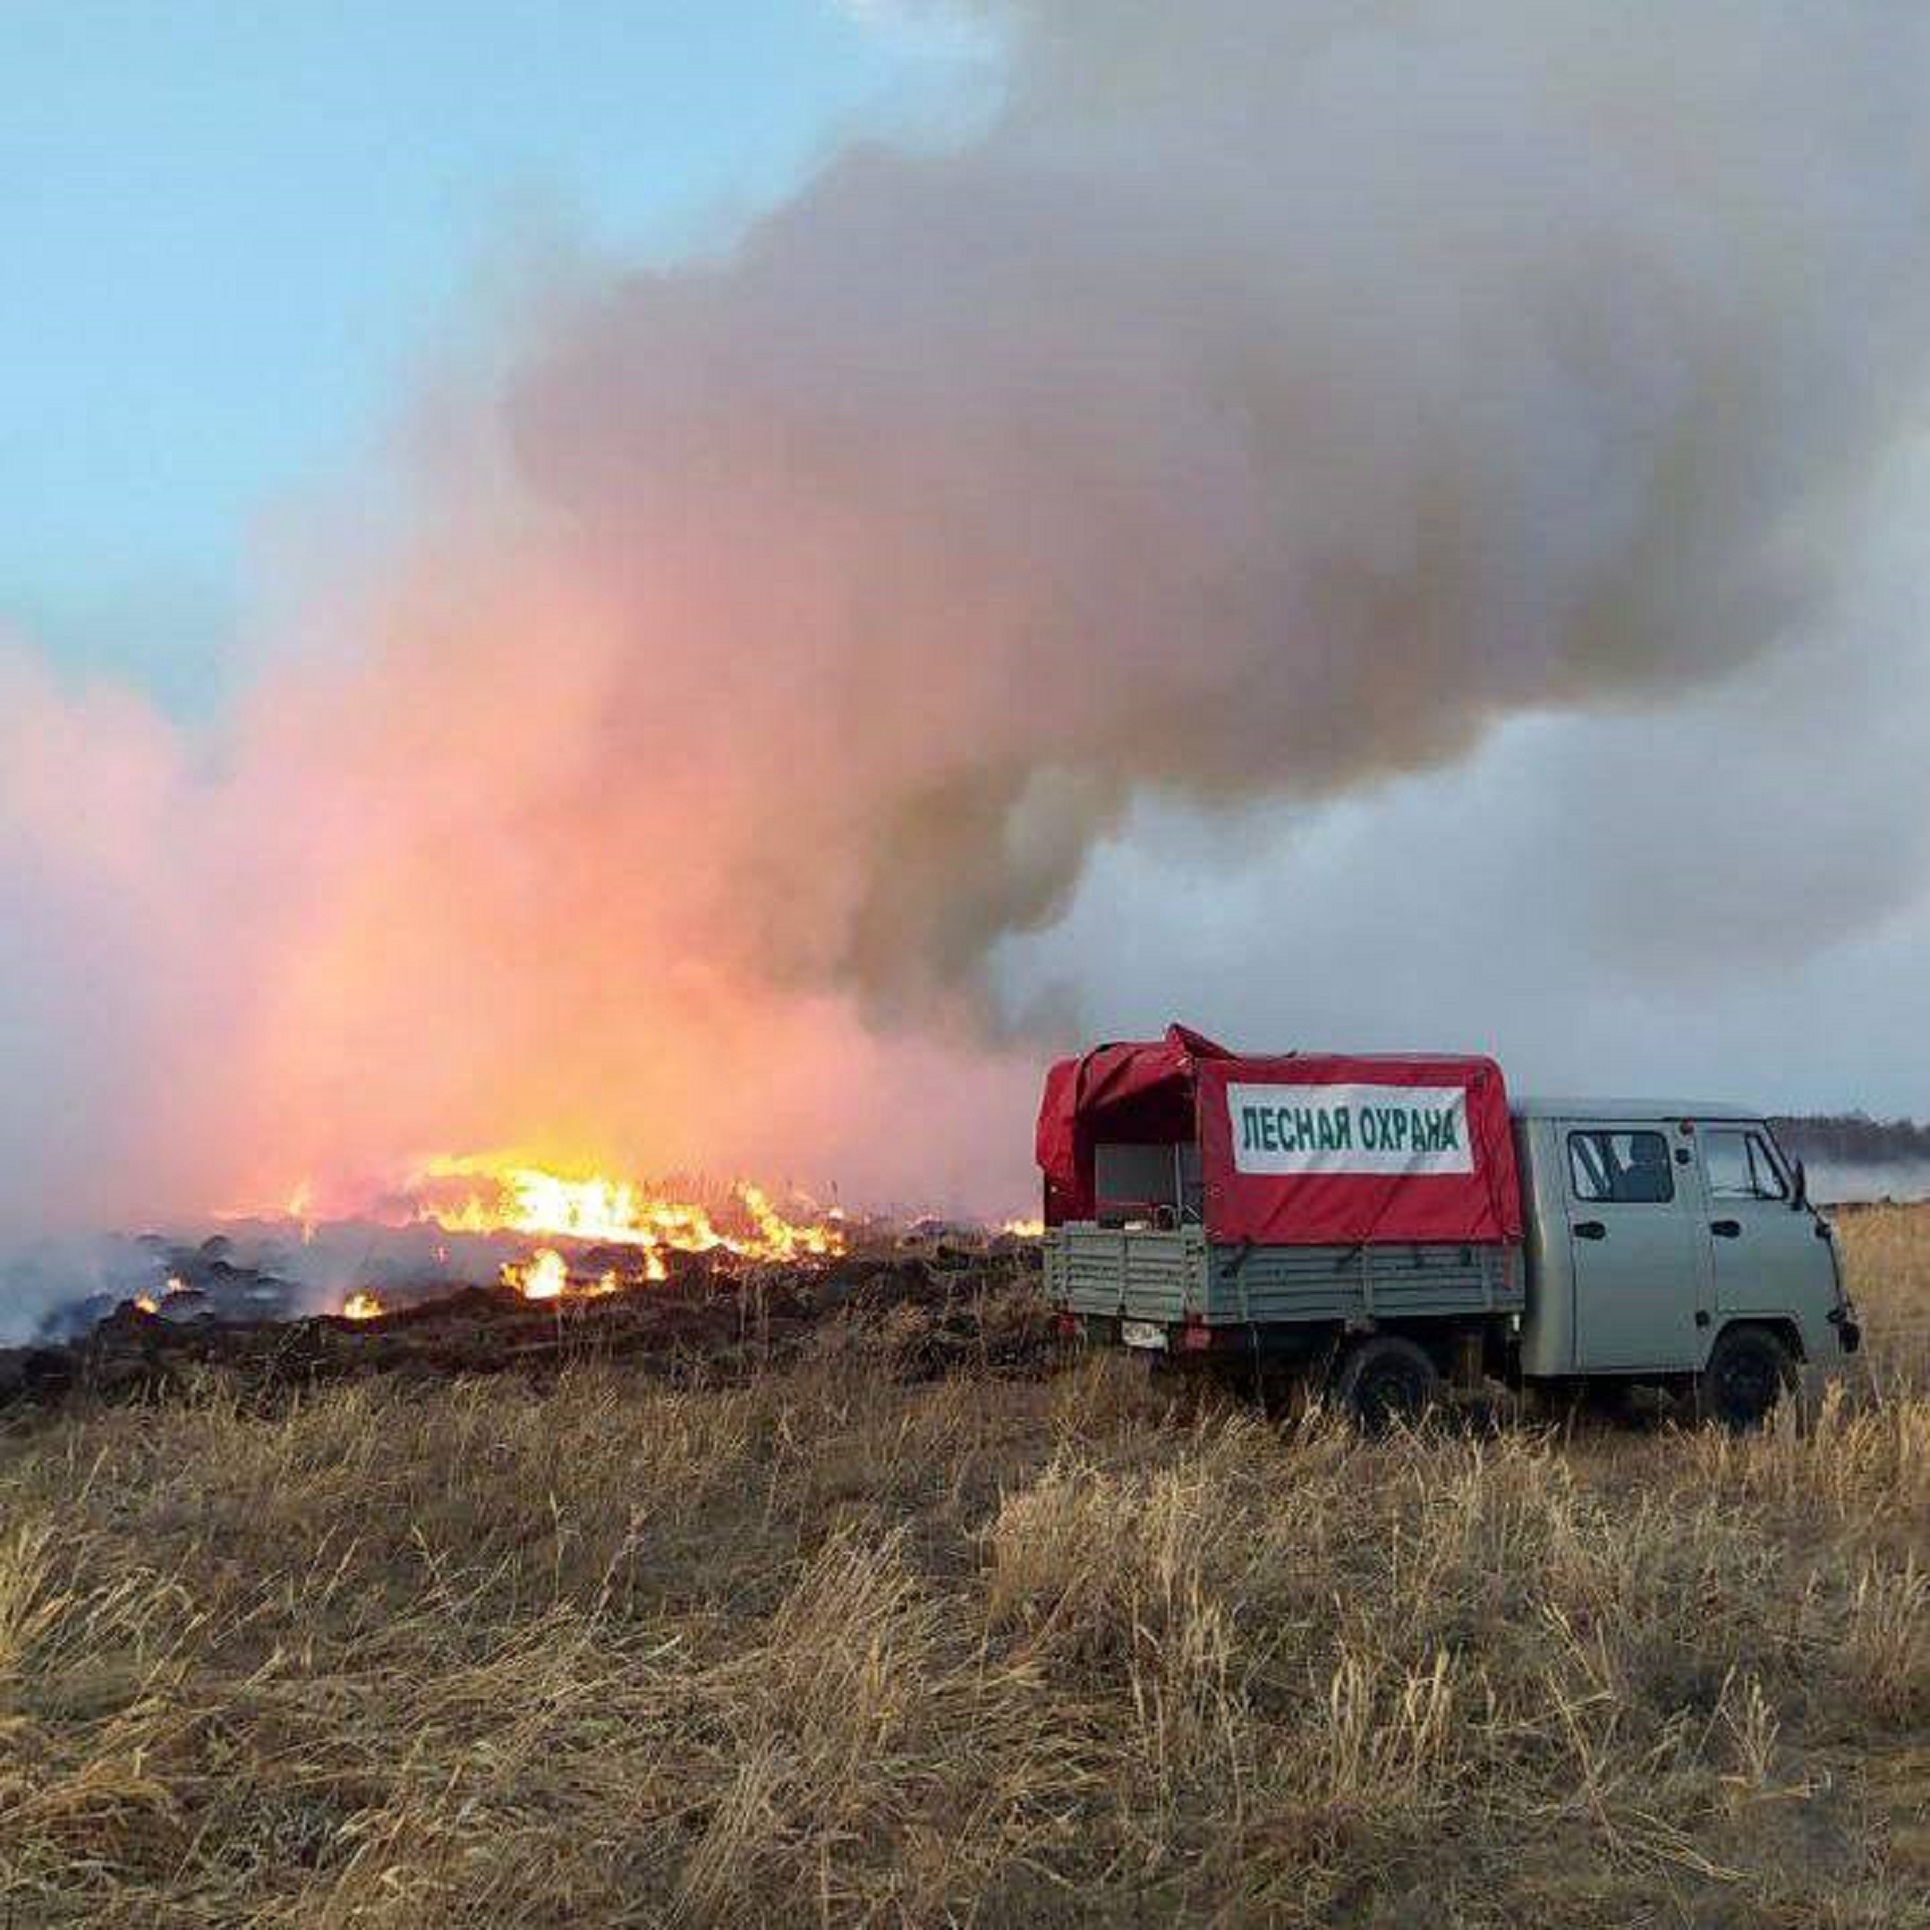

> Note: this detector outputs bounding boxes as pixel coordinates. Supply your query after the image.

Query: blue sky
[0,0,981,709]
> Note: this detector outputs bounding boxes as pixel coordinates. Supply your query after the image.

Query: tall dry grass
[1,1208,1927,1926]
[1839,1201,1930,1393]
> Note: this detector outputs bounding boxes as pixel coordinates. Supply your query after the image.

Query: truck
[1038,1025,1861,1428]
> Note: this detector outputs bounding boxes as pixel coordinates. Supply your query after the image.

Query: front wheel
[1331,1335,1442,1432]
[1698,1325,1798,1432]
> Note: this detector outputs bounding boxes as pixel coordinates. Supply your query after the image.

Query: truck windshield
[1703,1129,1788,1201]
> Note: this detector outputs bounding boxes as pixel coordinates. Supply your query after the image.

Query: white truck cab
[1510,1100,1857,1419]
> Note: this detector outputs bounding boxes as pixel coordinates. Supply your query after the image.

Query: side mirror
[1790,1157,1809,1211]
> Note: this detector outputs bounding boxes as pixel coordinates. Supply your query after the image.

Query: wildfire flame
[214,1156,850,1310]
[419,1157,846,1282]
[505,1247,568,1300]
[131,1272,195,1316]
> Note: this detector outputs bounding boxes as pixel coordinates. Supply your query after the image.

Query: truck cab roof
[1510,1096,1763,1123]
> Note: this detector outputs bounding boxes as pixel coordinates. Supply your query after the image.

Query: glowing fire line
[413,1158,845,1302]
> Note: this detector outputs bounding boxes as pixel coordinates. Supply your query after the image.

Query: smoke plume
[6,0,1930,1228]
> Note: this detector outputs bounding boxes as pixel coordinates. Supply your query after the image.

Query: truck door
[1561,1121,1711,1372]
[1693,1123,1829,1340]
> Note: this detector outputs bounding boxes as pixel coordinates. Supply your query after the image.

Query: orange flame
[213,1156,848,1309]
[419,1157,845,1279]
[504,1247,568,1300]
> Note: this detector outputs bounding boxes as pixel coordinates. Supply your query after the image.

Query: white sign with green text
[1226,1083,1474,1176]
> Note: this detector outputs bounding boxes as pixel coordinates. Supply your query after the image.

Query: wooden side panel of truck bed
[1046,1225,1523,1327]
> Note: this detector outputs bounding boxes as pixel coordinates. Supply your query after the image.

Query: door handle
[1572,1220,1607,1240]
[1710,1219,1741,1239]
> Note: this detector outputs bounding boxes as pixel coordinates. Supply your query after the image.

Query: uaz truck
[1039,1026,1860,1427]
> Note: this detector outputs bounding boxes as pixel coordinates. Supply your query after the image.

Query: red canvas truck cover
[1037,1024,1522,1245]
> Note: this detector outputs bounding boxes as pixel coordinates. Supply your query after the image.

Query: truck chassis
[1045,1224,1522,1410]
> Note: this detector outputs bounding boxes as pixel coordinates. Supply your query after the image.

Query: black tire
[1699,1325,1798,1432]
[1332,1335,1442,1432]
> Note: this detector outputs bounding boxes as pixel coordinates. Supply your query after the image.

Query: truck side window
[1704,1129,1789,1201]
[1568,1130,1674,1204]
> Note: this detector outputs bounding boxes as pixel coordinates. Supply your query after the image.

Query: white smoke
[504,0,1930,1018]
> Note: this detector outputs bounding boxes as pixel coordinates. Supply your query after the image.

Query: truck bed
[1044,1224,1523,1329]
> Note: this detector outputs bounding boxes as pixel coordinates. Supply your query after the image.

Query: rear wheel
[1699,1325,1798,1432]
[1332,1335,1441,1432]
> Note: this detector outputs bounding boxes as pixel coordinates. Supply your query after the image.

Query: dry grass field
[2,1207,1928,1927]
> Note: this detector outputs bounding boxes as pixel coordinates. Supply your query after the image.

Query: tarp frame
[1038,1025,1522,1247]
